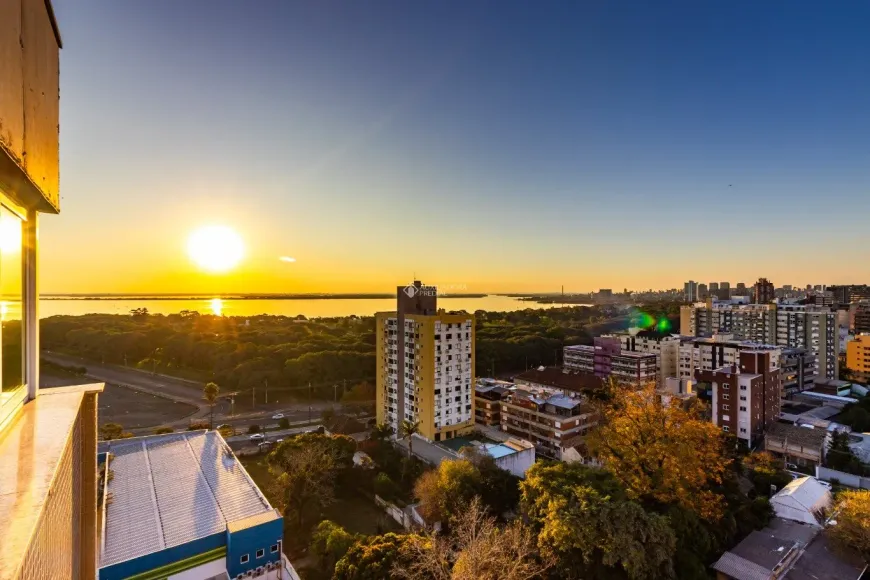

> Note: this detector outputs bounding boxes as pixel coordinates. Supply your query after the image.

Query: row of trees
[41,304,649,406]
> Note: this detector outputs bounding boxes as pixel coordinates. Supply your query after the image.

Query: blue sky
[45,1,870,293]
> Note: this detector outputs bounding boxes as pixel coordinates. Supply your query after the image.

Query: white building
[770,477,832,527]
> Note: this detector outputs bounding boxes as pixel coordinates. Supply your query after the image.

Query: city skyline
[44,1,870,294]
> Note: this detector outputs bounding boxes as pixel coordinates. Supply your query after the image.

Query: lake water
[39,295,587,319]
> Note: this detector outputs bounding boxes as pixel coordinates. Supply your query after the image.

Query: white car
[249,433,265,441]
[272,413,285,420]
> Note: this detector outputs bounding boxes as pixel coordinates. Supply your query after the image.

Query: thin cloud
[279,256,296,263]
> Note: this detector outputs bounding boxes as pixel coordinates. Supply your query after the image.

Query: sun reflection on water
[210,298,223,316]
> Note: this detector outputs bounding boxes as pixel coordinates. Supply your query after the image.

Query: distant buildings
[698,283,709,299]
[610,332,682,386]
[376,281,476,442]
[753,277,775,304]
[830,284,870,305]
[854,302,870,334]
[696,350,781,446]
[681,302,839,379]
[563,337,659,387]
[684,280,698,302]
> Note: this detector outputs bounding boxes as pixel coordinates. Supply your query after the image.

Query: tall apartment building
[563,337,658,386]
[0,4,107,579]
[776,305,838,380]
[697,351,781,447]
[854,302,870,334]
[684,280,698,302]
[683,302,838,380]
[846,335,870,378]
[498,387,597,460]
[710,282,720,293]
[376,281,475,442]
[718,281,731,300]
[736,282,747,294]
[698,283,709,299]
[753,278,775,304]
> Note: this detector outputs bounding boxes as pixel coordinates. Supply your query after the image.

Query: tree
[278,417,290,429]
[743,451,793,496]
[99,423,133,441]
[828,490,870,558]
[588,383,729,521]
[203,381,220,430]
[334,533,424,580]
[460,446,521,516]
[370,423,393,441]
[374,472,400,501]
[414,458,482,524]
[267,433,356,530]
[399,419,420,459]
[521,462,676,580]
[827,431,867,476]
[310,520,358,572]
[394,497,552,580]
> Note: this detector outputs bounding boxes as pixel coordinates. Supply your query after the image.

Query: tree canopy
[827,490,870,559]
[588,383,729,521]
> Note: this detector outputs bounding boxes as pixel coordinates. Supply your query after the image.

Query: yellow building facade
[377,307,475,442]
[846,334,870,376]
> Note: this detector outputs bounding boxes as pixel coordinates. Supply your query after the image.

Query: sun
[187,225,244,273]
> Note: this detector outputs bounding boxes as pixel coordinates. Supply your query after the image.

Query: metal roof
[100,431,275,567]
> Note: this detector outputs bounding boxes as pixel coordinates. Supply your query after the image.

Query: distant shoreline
[40,293,491,301]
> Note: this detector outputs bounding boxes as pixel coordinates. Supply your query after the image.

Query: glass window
[240,554,249,564]
[0,205,24,426]
[256,549,265,558]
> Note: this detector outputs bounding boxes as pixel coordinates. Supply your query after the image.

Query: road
[43,351,365,434]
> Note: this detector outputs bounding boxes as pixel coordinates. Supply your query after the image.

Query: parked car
[249,433,265,441]
[786,463,798,471]
[217,424,232,430]
[818,480,832,490]
[272,413,285,420]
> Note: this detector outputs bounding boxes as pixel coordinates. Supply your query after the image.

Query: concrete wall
[495,445,535,478]
[0,0,60,212]
[816,466,870,490]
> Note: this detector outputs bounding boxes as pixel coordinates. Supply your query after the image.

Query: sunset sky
[44,1,870,294]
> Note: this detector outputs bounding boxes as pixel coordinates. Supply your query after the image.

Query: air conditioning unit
[256,566,265,575]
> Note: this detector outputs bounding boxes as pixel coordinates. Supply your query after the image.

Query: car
[217,424,232,430]
[818,480,832,490]
[275,438,284,444]
[257,441,272,449]
[786,463,798,470]
[249,433,265,441]
[272,413,285,420]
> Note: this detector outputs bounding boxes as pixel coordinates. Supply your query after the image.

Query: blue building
[99,431,299,580]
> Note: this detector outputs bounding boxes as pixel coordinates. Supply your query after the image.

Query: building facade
[0,3,109,579]
[684,280,698,302]
[376,281,476,442]
[775,305,838,380]
[608,332,681,386]
[697,351,781,447]
[830,284,870,305]
[563,337,658,386]
[683,303,838,380]
[854,302,870,334]
[498,387,597,460]
[753,278,775,304]
[846,334,870,378]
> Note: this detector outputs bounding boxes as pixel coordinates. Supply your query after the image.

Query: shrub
[248,424,261,434]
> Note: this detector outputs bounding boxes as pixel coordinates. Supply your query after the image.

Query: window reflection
[0,206,23,420]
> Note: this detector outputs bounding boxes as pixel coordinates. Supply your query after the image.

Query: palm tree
[203,382,220,430]
[399,419,420,459]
